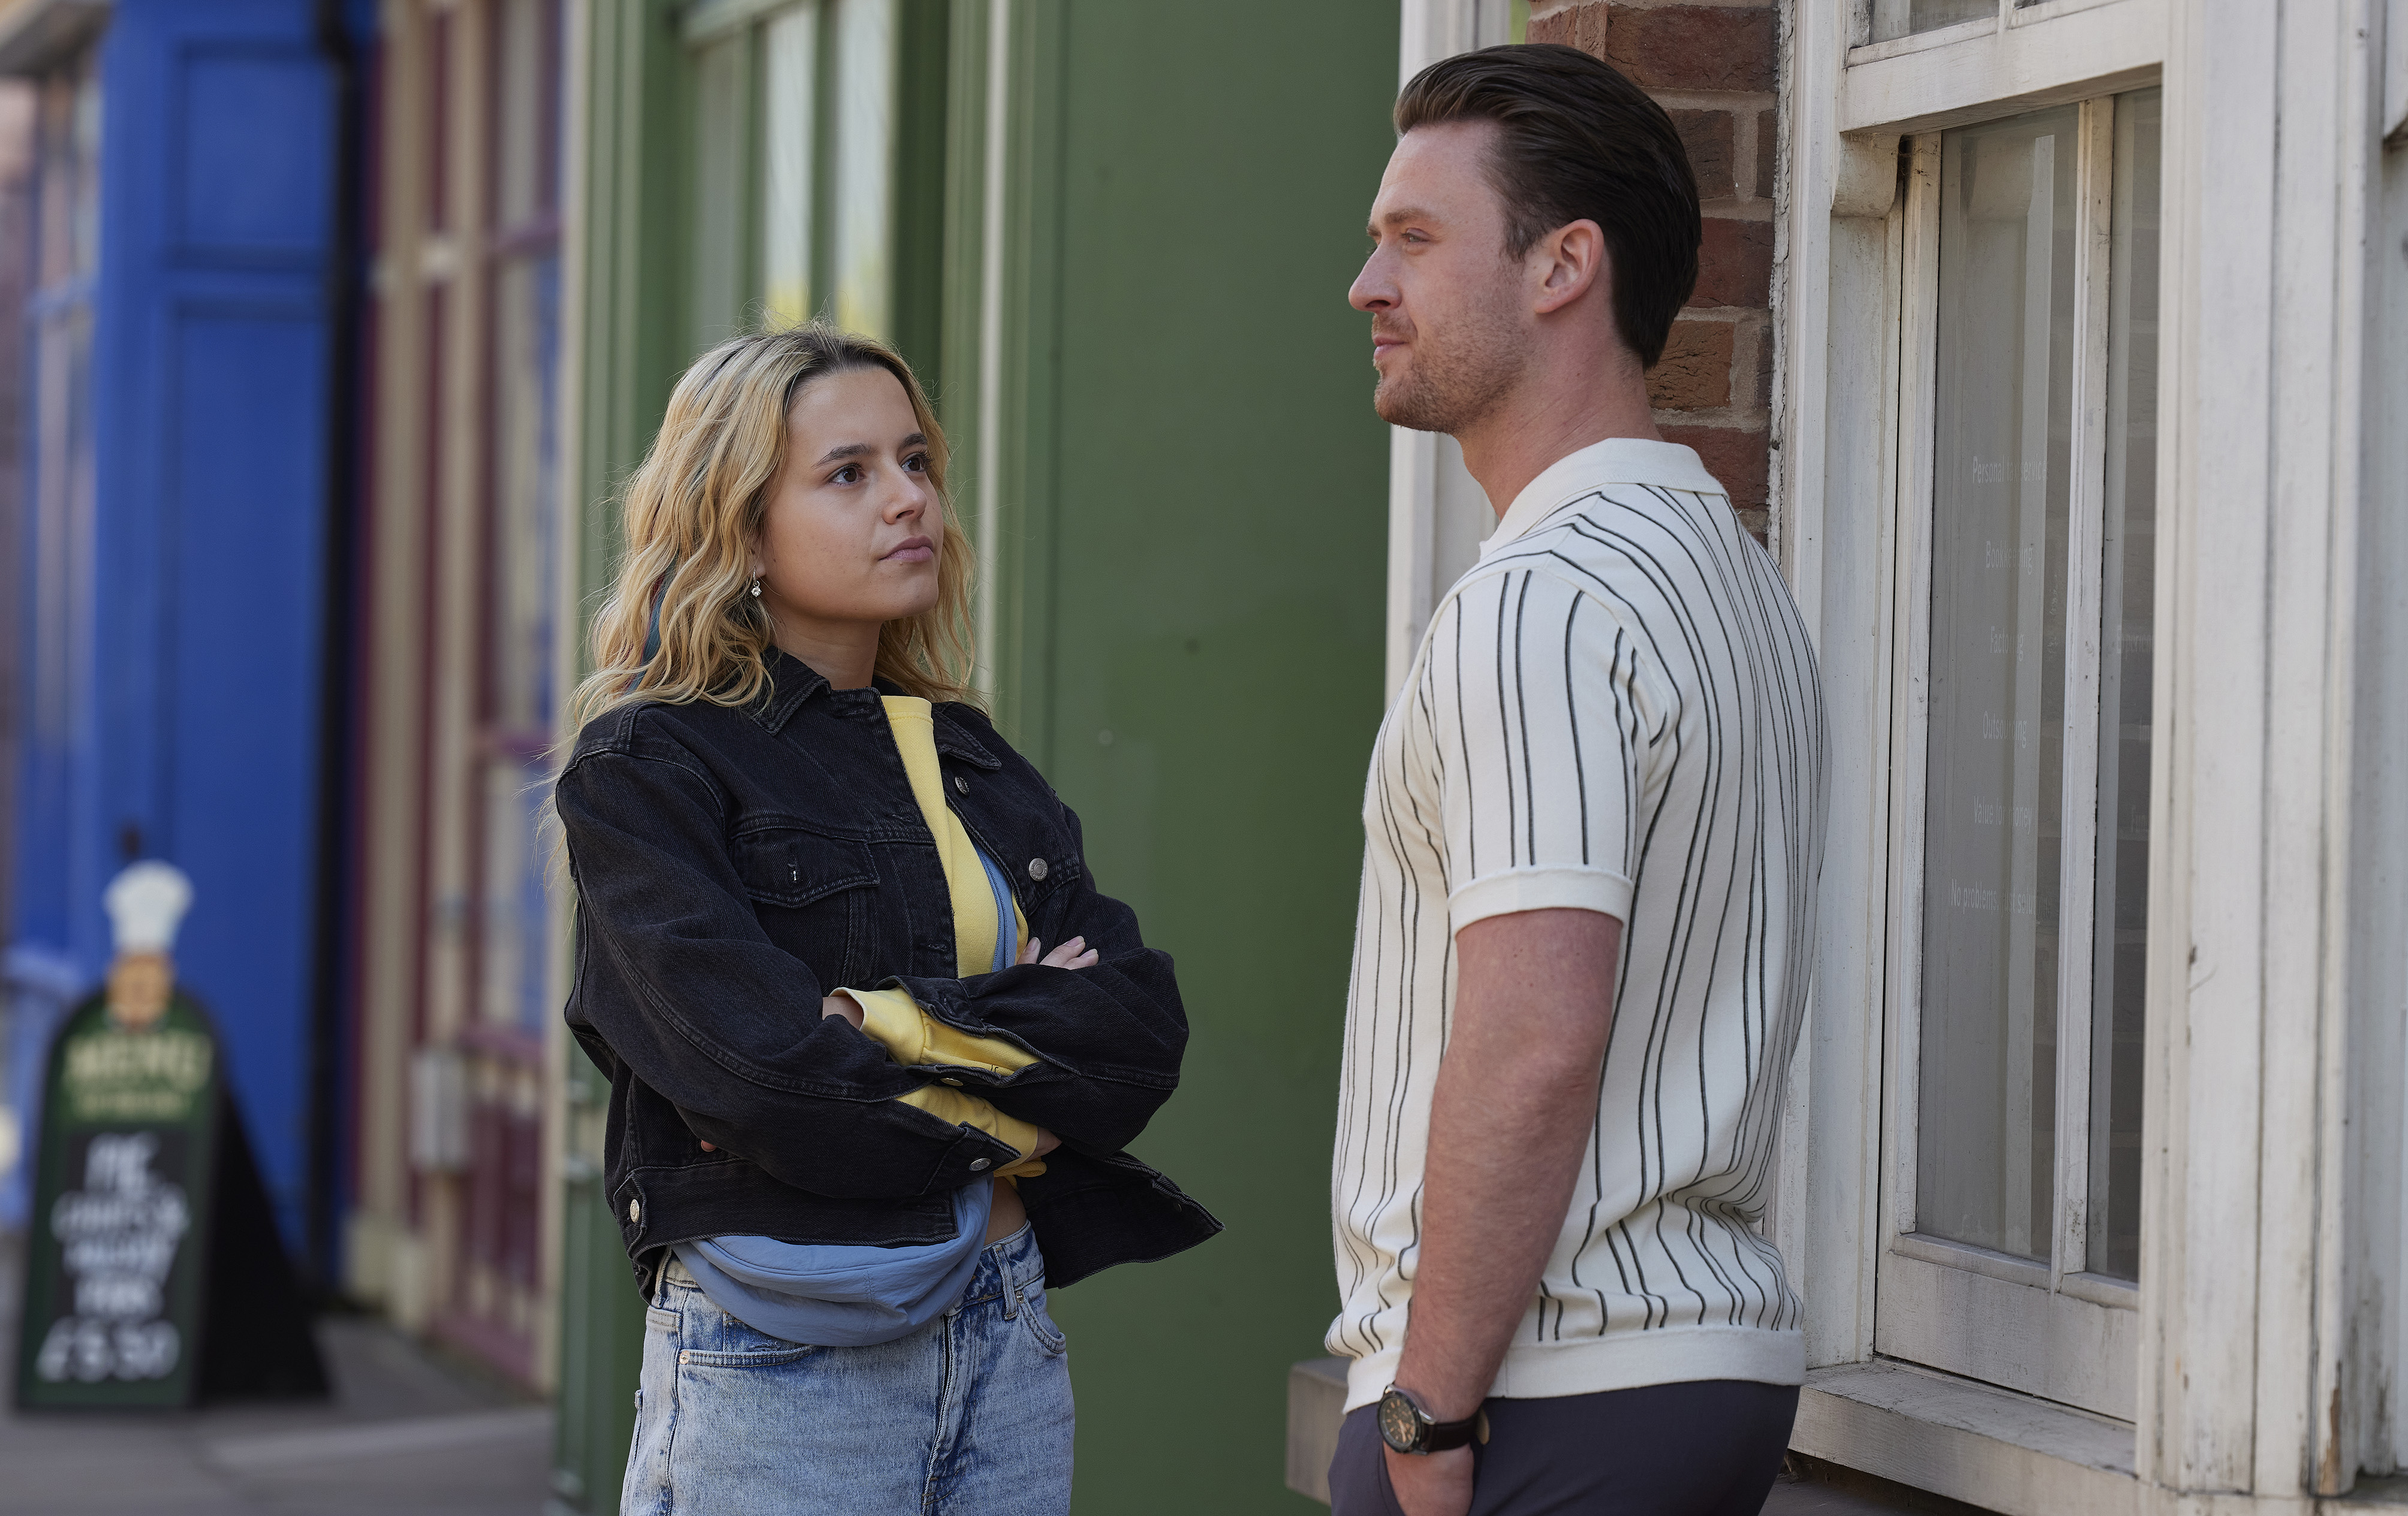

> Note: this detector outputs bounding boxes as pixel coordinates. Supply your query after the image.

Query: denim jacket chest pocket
[955,808,1086,948]
[730,819,878,991]
[937,754,1082,913]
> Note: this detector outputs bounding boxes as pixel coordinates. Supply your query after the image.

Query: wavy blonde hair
[565,324,976,739]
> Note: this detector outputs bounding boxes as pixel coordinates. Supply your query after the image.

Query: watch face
[1378,1389,1423,1453]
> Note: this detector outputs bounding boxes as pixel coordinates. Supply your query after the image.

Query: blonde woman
[553,325,1218,1516]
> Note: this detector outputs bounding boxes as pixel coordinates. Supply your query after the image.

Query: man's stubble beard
[1371,288,1525,437]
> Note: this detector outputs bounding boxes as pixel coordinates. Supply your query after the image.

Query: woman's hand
[1018,935,1099,970]
[1007,939,1083,1160]
[821,993,865,1029]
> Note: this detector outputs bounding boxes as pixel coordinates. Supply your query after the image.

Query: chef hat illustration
[103,861,194,957]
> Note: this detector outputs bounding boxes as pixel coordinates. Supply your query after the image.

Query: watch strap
[1380,1385,1485,1454]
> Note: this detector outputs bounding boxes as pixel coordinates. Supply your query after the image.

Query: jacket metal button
[1027,858,1049,881]
[953,776,969,795]
[627,1199,642,1224]
[970,1157,991,1171]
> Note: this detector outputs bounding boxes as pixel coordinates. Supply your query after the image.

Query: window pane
[760,4,816,325]
[2086,88,2160,1281]
[484,252,560,1036]
[1868,0,1994,43]
[831,0,893,337]
[491,0,556,229]
[689,33,749,349]
[480,758,553,1032]
[489,258,558,737]
[1917,106,2079,1261]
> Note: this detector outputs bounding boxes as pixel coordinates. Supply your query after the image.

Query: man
[1326,44,1826,1516]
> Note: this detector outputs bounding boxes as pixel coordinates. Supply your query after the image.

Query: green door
[974,6,1399,1510]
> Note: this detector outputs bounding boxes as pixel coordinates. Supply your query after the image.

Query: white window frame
[1872,98,2144,1421]
[1384,0,1526,698]
[1780,0,2407,1505]
[1771,0,2171,1449]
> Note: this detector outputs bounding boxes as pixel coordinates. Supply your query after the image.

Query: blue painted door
[10,0,343,1253]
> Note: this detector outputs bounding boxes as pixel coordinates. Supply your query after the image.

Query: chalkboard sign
[14,988,325,1409]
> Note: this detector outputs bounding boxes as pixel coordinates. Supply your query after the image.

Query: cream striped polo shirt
[1328,438,1826,1411]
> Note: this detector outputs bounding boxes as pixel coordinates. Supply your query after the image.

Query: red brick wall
[1528,0,1777,539]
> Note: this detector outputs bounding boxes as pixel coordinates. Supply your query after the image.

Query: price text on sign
[14,993,221,1409]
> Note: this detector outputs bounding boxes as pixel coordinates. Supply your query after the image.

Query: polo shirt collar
[1481,437,1723,559]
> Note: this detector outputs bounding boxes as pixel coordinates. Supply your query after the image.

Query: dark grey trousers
[1327,1379,1799,1516]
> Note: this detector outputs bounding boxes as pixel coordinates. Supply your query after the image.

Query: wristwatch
[1377,1384,1482,1455]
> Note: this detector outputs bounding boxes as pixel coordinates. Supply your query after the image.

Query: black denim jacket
[554,649,1220,1292]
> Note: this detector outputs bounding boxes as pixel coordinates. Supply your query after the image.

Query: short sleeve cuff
[1447,865,1634,933]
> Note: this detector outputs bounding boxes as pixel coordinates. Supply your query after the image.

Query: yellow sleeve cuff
[895,1086,1048,1180]
[839,987,1034,1077]
[841,988,929,1063]
[917,1017,1036,1076]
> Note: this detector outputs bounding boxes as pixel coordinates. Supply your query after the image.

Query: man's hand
[1386,1445,1474,1516]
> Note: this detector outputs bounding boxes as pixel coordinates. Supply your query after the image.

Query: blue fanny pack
[674,1178,995,1348]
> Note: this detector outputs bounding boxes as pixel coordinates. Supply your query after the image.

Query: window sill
[2338,1477,2408,1507]
[1793,1360,2136,1515]
[1287,1357,1348,1505]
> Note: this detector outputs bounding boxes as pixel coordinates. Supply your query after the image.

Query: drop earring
[749,578,762,599]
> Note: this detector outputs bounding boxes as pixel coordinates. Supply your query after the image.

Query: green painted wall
[991,6,1399,1511]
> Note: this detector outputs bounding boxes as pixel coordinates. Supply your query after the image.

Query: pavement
[1764,1451,2003,1515]
[1765,1471,1984,1515]
[0,1235,553,1516]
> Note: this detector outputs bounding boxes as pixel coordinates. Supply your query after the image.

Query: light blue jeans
[621,1224,1074,1516]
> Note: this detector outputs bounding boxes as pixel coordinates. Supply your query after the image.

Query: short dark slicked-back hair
[1396,44,1700,368]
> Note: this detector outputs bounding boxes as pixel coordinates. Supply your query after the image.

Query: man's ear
[1531,218,1608,317]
